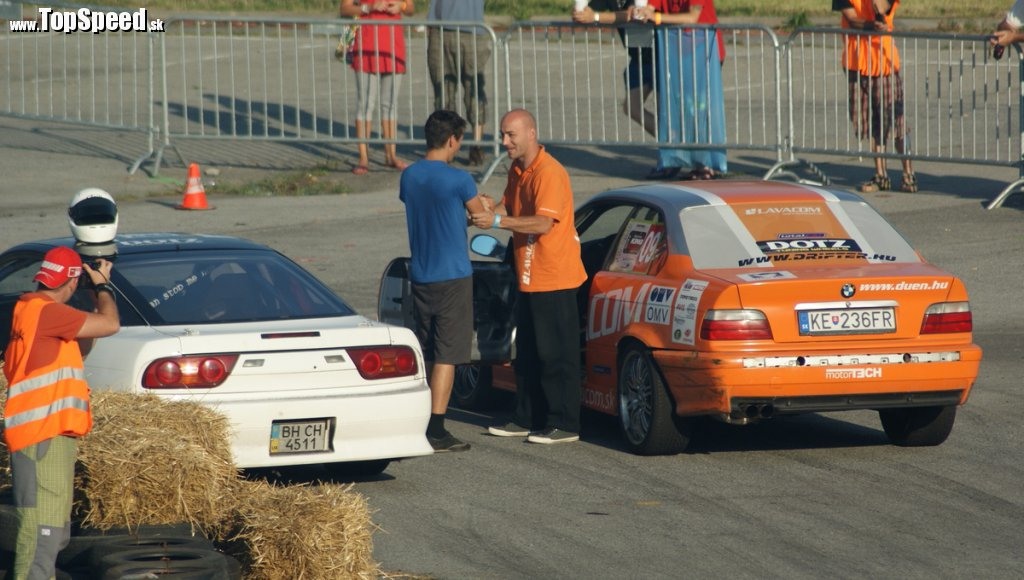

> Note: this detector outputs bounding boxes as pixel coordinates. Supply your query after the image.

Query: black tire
[879,405,957,447]
[451,364,496,410]
[617,346,692,455]
[99,547,231,580]
[324,459,391,479]
[89,535,215,571]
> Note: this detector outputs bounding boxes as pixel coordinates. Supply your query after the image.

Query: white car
[0,233,432,476]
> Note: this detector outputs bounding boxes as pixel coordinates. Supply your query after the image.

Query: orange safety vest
[840,0,900,77]
[3,295,92,453]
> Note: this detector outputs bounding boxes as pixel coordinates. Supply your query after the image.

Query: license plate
[798,307,896,336]
[269,418,333,455]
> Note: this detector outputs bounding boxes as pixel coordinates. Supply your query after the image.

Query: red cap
[34,246,83,289]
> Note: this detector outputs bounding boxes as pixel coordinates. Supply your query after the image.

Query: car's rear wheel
[325,459,391,479]
[451,364,496,410]
[617,346,691,455]
[879,405,957,446]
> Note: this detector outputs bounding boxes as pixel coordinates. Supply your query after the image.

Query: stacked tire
[0,504,240,580]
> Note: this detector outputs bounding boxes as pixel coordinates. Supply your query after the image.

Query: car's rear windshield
[112,250,355,325]
[679,199,922,270]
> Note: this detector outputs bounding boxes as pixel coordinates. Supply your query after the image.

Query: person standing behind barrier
[834,0,917,193]
[990,0,1024,55]
[341,0,415,175]
[573,1,657,136]
[427,0,492,166]
[471,109,587,445]
[4,247,120,579]
[400,110,487,452]
[634,0,728,181]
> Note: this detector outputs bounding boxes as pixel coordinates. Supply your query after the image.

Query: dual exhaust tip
[737,402,775,419]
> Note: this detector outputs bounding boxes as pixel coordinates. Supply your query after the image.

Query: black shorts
[411,276,474,365]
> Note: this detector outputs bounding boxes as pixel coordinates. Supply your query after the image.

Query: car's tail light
[348,346,418,379]
[921,302,973,334]
[142,354,239,389]
[700,310,773,340]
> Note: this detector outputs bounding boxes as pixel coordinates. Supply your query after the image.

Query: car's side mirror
[470,234,504,258]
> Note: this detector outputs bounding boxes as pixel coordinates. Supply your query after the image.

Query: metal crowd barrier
[151,16,502,177]
[0,2,159,173]
[2,8,1023,208]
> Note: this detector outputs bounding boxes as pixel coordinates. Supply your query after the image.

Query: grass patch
[211,165,352,197]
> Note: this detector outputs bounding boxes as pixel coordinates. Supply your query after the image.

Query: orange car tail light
[700,310,773,340]
[921,302,973,334]
[142,354,239,389]
[348,346,418,379]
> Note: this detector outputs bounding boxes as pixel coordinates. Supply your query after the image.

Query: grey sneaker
[527,428,579,444]
[488,422,531,437]
[428,432,470,452]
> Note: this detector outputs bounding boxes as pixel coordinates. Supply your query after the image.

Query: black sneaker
[487,422,531,437]
[527,428,579,444]
[428,432,471,452]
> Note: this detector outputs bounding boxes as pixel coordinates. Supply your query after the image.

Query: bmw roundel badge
[841,283,856,298]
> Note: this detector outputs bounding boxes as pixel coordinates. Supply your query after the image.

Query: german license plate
[798,307,896,336]
[269,418,332,455]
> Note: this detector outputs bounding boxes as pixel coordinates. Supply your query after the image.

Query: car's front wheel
[617,346,691,455]
[451,364,496,410]
[879,405,957,446]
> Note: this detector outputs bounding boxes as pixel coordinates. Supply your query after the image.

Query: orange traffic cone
[177,163,213,210]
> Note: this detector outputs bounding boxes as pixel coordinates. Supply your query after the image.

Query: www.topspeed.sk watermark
[9,8,165,33]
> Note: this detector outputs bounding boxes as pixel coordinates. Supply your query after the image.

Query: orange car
[380,180,981,455]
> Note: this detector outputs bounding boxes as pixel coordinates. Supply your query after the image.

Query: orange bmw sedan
[381,180,981,455]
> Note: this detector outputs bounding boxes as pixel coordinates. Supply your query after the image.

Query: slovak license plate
[798,307,896,336]
[269,418,332,455]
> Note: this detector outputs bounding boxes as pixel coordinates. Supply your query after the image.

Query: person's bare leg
[354,120,370,172]
[382,119,405,168]
[429,362,456,415]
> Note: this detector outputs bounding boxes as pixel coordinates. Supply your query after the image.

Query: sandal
[900,173,918,193]
[859,174,891,193]
[351,165,369,176]
[645,166,681,180]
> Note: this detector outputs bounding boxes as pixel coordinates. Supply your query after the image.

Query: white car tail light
[347,346,418,379]
[142,354,239,389]
[700,310,773,341]
[921,302,973,334]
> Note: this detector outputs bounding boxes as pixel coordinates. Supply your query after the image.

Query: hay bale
[74,392,241,535]
[225,479,378,579]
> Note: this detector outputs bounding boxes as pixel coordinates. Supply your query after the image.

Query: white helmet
[68,188,118,244]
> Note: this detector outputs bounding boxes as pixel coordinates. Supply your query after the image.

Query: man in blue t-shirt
[400,110,487,452]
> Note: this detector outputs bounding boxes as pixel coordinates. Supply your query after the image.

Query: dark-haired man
[400,110,488,452]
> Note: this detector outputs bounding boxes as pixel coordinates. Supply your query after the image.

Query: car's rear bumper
[653,344,982,417]
[163,382,433,468]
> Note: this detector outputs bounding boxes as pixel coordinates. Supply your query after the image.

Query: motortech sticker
[824,368,882,379]
[671,279,708,345]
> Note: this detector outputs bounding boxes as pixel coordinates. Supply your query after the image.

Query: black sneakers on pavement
[527,428,580,444]
[428,431,470,452]
[487,422,531,437]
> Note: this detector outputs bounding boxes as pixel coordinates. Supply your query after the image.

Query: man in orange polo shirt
[472,108,587,444]
[4,246,120,579]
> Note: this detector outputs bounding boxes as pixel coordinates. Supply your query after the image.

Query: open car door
[377,250,516,363]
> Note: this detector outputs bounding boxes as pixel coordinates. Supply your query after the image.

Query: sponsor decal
[738,270,797,282]
[591,365,612,376]
[744,207,822,216]
[757,238,863,253]
[644,286,675,325]
[671,279,708,345]
[778,232,826,239]
[588,283,651,340]
[824,368,882,379]
[857,280,950,292]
